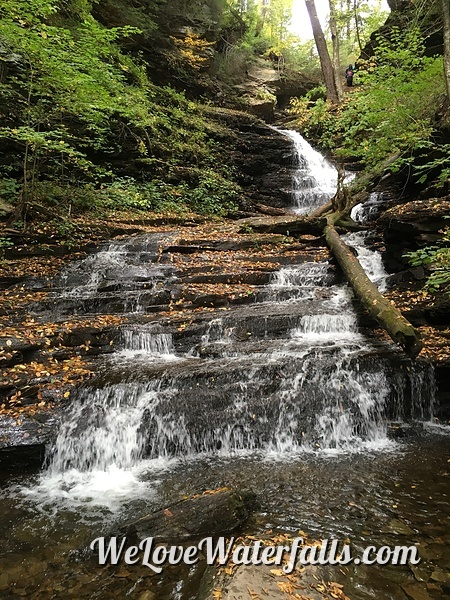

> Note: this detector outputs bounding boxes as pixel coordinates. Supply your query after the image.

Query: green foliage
[0,0,244,218]
[0,1,145,184]
[404,143,450,187]
[0,237,14,250]
[280,39,321,77]
[99,178,191,214]
[184,170,240,216]
[335,0,389,66]
[0,179,20,203]
[290,27,446,172]
[405,224,450,292]
[216,0,299,82]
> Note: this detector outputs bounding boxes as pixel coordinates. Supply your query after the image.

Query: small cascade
[266,262,335,302]
[118,326,176,361]
[196,318,237,350]
[49,384,154,473]
[52,233,177,315]
[351,192,386,224]
[280,129,337,214]
[292,313,359,341]
[344,231,389,292]
[30,384,159,508]
[271,262,332,288]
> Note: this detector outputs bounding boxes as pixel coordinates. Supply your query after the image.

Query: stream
[0,131,449,599]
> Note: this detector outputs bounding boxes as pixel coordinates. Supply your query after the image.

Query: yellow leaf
[63,391,70,398]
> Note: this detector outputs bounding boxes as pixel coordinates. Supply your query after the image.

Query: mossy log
[324,220,422,358]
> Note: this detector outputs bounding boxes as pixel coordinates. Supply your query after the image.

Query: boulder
[378,198,450,271]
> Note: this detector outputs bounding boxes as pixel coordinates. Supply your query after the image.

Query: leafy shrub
[290,27,446,172]
[185,170,240,216]
[405,225,450,292]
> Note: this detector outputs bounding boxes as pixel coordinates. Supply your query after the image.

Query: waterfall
[351,192,386,224]
[27,130,435,509]
[280,129,338,214]
[117,326,177,361]
[343,231,389,292]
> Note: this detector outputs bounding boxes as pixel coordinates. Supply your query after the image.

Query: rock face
[234,62,279,122]
[229,60,319,120]
[206,109,295,209]
[378,197,450,271]
[361,0,443,60]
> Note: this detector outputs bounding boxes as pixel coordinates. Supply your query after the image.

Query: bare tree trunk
[329,0,343,101]
[353,0,363,53]
[443,0,450,101]
[305,0,340,104]
[346,0,351,39]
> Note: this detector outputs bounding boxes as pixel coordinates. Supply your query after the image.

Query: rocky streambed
[0,127,449,600]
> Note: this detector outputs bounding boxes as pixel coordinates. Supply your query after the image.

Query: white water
[27,385,161,510]
[292,312,360,341]
[26,130,435,509]
[117,328,178,361]
[351,192,386,224]
[271,262,329,287]
[280,129,338,214]
[55,233,176,314]
[344,231,389,292]
[58,243,128,299]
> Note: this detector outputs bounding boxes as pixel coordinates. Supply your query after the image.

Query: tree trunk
[324,219,422,357]
[304,0,340,104]
[443,0,450,101]
[346,0,351,40]
[353,0,363,53]
[329,0,343,101]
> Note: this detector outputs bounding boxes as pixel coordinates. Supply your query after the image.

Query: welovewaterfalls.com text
[90,537,420,574]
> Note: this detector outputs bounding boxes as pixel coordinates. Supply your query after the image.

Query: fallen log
[324,220,422,358]
[253,203,287,216]
[310,201,332,218]
[237,209,422,358]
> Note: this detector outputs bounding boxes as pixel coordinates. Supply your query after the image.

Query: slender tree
[443,0,450,101]
[329,0,343,101]
[353,0,363,53]
[304,0,340,103]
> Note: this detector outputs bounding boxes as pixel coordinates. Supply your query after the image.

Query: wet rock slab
[114,489,258,543]
[0,411,59,467]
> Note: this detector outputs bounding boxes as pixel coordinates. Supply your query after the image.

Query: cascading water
[52,233,178,315]
[3,132,449,600]
[25,130,435,510]
[350,191,387,224]
[280,129,338,214]
[118,326,177,361]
